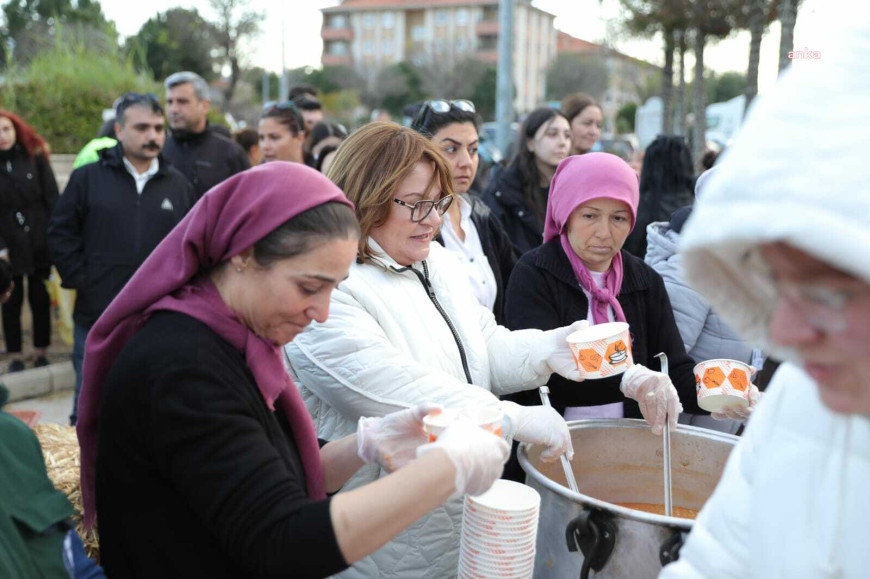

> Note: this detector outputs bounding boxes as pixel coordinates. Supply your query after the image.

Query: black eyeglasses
[393,195,454,222]
[264,101,306,131]
[412,99,476,130]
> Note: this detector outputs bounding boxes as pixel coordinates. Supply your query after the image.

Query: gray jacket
[645,221,753,366]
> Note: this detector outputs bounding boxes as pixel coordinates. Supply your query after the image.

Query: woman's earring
[236,267,243,273]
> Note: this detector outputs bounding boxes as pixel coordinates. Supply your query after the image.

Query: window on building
[329,41,348,56]
[435,9,448,26]
[364,13,376,28]
[382,12,394,28]
[383,40,393,55]
[328,14,347,28]
[364,40,374,54]
[412,26,426,41]
[456,8,469,25]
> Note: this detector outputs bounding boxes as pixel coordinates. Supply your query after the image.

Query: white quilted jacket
[285,240,554,579]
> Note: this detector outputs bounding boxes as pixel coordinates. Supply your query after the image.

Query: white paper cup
[694,358,752,412]
[566,321,633,379]
[422,407,504,442]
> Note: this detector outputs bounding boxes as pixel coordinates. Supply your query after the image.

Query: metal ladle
[538,386,579,493]
[654,352,673,517]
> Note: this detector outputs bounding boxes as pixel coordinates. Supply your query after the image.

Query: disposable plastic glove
[416,420,509,498]
[712,382,762,421]
[544,319,590,382]
[501,400,574,461]
[357,403,441,473]
[620,364,683,435]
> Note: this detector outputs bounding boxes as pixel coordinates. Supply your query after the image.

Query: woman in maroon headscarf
[77,162,508,579]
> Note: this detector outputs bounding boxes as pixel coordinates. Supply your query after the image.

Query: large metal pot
[518,419,738,579]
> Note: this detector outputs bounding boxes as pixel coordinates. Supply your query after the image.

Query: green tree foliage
[545,53,608,103]
[616,102,637,134]
[368,62,426,117]
[0,34,159,153]
[1,0,116,66]
[125,8,217,82]
[712,71,746,102]
[469,65,497,122]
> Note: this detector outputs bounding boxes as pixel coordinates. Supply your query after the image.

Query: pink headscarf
[543,153,639,325]
[76,162,354,528]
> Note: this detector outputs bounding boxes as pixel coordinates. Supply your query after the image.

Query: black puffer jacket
[480,163,547,255]
[162,126,250,200]
[48,144,195,327]
[0,145,59,276]
[435,195,518,325]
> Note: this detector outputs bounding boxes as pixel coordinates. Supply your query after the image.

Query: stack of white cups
[458,480,540,579]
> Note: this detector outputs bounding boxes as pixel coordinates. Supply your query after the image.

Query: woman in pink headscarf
[78,162,508,579]
[504,153,719,438]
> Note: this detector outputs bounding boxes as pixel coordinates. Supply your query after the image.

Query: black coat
[623,188,694,258]
[503,238,703,417]
[97,311,346,579]
[162,127,250,200]
[436,195,518,325]
[480,163,546,255]
[47,144,195,327]
[0,145,59,276]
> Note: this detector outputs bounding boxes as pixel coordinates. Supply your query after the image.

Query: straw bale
[33,423,100,562]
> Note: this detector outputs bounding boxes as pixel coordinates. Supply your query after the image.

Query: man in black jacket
[162,71,250,199]
[47,93,195,425]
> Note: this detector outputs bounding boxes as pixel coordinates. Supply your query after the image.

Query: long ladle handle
[538,386,580,494]
[654,352,673,517]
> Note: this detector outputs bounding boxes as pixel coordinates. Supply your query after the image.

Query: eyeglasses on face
[393,195,454,222]
[773,282,869,333]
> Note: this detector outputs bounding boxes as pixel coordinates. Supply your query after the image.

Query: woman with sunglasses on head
[0,111,58,372]
[286,122,583,579]
[481,107,572,254]
[411,99,517,324]
[258,102,306,164]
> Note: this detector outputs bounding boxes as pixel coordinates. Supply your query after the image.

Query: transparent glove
[416,420,509,498]
[620,364,683,435]
[501,401,574,461]
[544,319,590,382]
[712,381,762,421]
[357,403,441,472]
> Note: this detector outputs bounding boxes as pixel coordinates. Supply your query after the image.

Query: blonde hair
[327,121,455,262]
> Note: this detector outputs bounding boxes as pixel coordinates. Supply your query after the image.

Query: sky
[99,0,846,96]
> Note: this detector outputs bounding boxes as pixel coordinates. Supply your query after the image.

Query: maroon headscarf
[76,162,354,528]
[543,153,639,325]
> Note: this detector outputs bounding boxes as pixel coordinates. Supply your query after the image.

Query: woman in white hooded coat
[286,122,579,579]
[660,13,870,578]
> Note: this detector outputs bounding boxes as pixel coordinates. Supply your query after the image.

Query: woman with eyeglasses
[258,102,306,164]
[411,99,517,324]
[481,107,572,254]
[0,110,58,372]
[285,122,583,579]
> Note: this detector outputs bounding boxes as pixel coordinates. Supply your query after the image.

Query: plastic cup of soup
[693,358,753,412]
[423,407,504,442]
[566,321,633,379]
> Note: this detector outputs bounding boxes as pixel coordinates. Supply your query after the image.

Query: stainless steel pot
[518,419,738,579]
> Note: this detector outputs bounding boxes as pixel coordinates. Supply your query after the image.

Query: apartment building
[321,0,557,115]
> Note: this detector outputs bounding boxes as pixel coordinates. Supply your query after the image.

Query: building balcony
[475,20,499,36]
[322,27,353,41]
[322,54,352,67]
[475,49,498,63]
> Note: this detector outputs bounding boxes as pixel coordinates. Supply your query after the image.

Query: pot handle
[565,510,616,579]
[660,530,685,567]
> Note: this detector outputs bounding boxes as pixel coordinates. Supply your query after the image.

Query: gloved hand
[357,403,441,472]
[416,420,509,498]
[544,319,590,382]
[712,382,762,421]
[501,401,574,462]
[619,364,683,435]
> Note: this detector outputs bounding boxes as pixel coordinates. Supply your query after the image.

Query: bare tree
[778,0,797,74]
[207,0,263,104]
[676,28,688,135]
[744,0,767,112]
[545,53,609,102]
